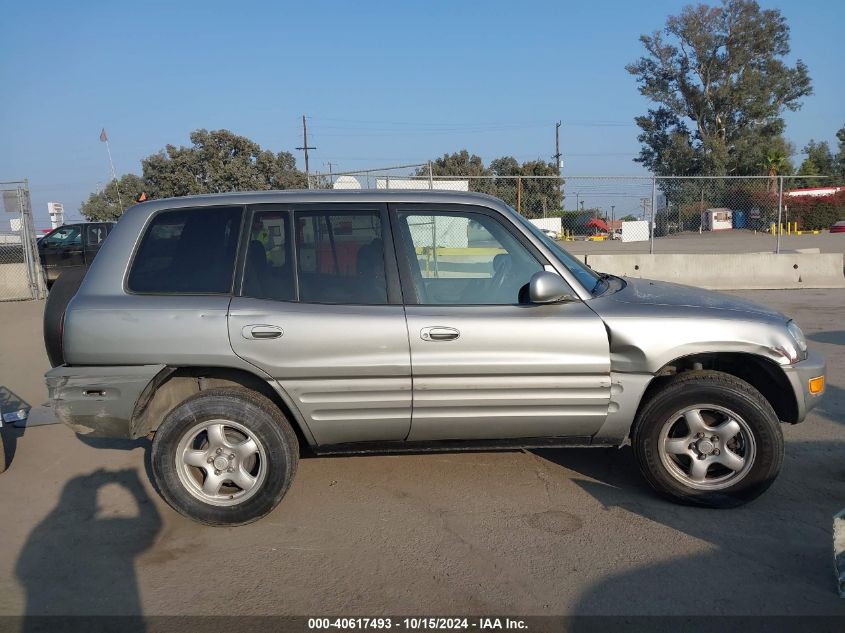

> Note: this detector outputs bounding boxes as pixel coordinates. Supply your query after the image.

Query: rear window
[295,210,387,304]
[127,206,242,294]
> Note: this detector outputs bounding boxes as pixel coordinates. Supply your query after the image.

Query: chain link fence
[309,166,838,254]
[1,180,46,301]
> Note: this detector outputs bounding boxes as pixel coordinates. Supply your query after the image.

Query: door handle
[242,325,284,340]
[420,326,460,342]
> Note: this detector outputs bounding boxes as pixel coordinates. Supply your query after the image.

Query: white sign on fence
[9,218,22,232]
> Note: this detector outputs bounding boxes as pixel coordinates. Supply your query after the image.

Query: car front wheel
[151,387,298,526]
[632,370,784,508]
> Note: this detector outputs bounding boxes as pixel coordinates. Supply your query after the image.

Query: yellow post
[770,222,775,234]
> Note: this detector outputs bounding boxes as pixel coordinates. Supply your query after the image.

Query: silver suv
[44,191,826,525]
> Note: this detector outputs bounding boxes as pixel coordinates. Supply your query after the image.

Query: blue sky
[1,0,843,228]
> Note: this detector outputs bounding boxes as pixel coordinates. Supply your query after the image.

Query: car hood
[607,277,786,321]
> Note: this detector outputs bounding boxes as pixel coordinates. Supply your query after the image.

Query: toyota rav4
[43,190,826,525]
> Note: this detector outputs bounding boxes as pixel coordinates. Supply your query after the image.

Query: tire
[151,387,299,526]
[632,370,783,508]
[43,266,88,367]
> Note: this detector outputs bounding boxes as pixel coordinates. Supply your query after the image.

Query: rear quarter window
[127,206,243,294]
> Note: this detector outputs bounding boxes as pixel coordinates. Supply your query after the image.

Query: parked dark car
[830,220,845,234]
[38,222,115,285]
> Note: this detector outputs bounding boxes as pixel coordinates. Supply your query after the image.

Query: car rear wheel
[632,370,783,508]
[151,387,298,526]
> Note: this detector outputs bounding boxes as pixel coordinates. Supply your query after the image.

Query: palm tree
[761,150,789,194]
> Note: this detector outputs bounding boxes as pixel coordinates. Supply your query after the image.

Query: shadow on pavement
[0,386,30,472]
[15,468,161,629]
[534,444,845,616]
[808,330,845,346]
[76,435,155,487]
[815,383,845,427]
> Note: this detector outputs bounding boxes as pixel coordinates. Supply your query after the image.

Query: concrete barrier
[586,252,845,290]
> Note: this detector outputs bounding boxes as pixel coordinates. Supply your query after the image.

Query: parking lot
[564,228,845,256]
[1,289,844,617]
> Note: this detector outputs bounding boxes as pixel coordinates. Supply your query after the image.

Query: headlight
[776,320,809,364]
[787,321,808,356]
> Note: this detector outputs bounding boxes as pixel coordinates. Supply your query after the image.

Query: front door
[392,204,611,442]
[228,204,412,446]
[39,224,83,280]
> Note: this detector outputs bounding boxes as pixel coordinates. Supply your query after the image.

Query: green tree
[517,158,562,218]
[421,152,561,217]
[80,129,305,220]
[835,125,845,180]
[627,0,811,176]
[420,150,496,196]
[796,140,835,187]
[489,155,521,208]
[142,129,305,197]
[761,149,790,194]
[80,174,146,221]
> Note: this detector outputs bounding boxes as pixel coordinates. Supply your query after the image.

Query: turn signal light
[809,376,825,395]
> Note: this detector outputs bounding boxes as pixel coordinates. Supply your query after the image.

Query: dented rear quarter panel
[45,365,166,436]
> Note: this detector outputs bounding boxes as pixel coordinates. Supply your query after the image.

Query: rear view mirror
[528,271,574,304]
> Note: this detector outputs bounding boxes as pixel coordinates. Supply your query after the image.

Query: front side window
[127,206,242,293]
[512,212,601,293]
[43,225,81,247]
[295,210,387,304]
[397,211,544,305]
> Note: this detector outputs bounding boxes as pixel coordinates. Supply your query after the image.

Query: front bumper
[781,350,826,423]
[45,364,165,438]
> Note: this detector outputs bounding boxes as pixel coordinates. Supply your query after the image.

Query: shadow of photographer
[15,468,162,629]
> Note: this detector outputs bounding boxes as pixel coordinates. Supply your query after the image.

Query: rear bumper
[45,364,165,438]
[782,351,826,423]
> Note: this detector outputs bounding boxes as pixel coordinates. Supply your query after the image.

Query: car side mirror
[528,271,574,304]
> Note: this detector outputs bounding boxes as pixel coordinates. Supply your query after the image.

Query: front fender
[602,316,795,374]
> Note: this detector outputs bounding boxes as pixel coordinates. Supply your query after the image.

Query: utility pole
[553,121,562,172]
[640,196,651,220]
[326,161,335,186]
[296,115,317,177]
[553,121,563,213]
[611,205,615,227]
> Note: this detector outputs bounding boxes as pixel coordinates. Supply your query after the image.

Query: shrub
[787,190,845,230]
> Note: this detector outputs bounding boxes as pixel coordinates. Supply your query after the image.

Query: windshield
[513,212,602,293]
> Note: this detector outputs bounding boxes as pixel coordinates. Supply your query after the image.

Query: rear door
[227,203,412,446]
[392,203,611,442]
